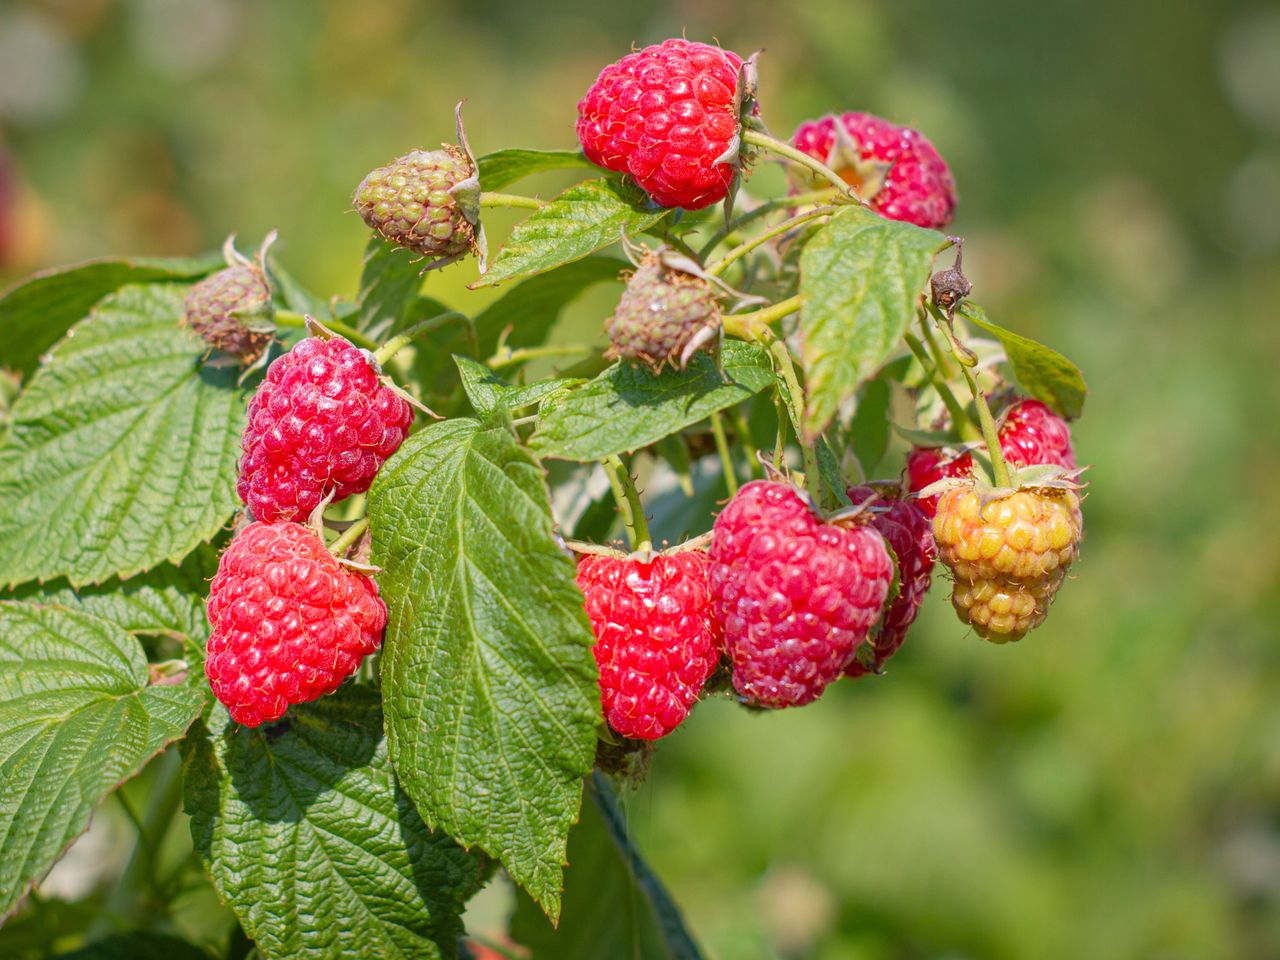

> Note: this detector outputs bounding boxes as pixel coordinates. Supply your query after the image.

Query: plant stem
[960,363,1011,487]
[705,207,836,277]
[604,455,651,552]
[328,516,370,557]
[274,310,378,351]
[698,188,840,257]
[918,310,956,380]
[723,294,803,341]
[742,129,864,203]
[709,411,739,496]
[479,191,544,210]
[663,231,703,263]
[903,332,981,442]
[487,344,593,370]
[731,407,763,479]
[372,312,466,366]
[768,339,819,496]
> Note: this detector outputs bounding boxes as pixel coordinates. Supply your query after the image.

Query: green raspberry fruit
[604,255,721,372]
[183,236,275,365]
[354,146,477,264]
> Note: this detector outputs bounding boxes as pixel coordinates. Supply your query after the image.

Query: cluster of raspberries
[205,335,414,727]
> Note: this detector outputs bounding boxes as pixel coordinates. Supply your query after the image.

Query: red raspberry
[999,398,1076,470]
[708,481,893,708]
[204,522,386,727]
[791,112,957,228]
[238,336,413,523]
[576,550,721,740]
[905,446,974,518]
[844,486,936,677]
[577,39,744,210]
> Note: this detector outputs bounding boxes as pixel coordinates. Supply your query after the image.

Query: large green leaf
[0,254,221,376]
[0,602,205,917]
[369,418,598,920]
[0,284,247,587]
[511,772,704,960]
[798,206,945,438]
[183,685,487,960]
[530,341,773,461]
[453,356,581,418]
[354,235,424,340]
[474,179,668,287]
[476,148,595,193]
[958,303,1087,419]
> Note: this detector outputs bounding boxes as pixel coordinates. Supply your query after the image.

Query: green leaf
[0,602,204,917]
[958,303,1088,419]
[529,341,773,462]
[453,356,580,417]
[848,376,893,477]
[184,684,487,960]
[799,206,945,438]
[476,148,595,193]
[472,256,623,353]
[0,253,221,376]
[369,419,598,919]
[354,235,424,340]
[53,933,210,960]
[510,772,704,960]
[0,284,247,587]
[474,179,668,287]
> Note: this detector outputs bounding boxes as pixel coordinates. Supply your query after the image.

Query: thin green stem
[479,191,544,210]
[604,455,651,552]
[705,207,836,277]
[768,339,819,496]
[723,294,803,341]
[698,188,839,257]
[663,231,702,263]
[773,391,789,467]
[961,363,1011,487]
[709,411,739,496]
[731,407,763,479]
[903,332,981,442]
[918,310,956,380]
[274,310,378,351]
[372,312,466,366]
[488,344,593,370]
[328,516,370,557]
[742,130,865,203]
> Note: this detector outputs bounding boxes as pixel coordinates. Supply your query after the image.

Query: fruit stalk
[767,337,821,497]
[741,129,865,203]
[961,362,1011,488]
[274,310,378,351]
[705,206,836,277]
[903,331,981,442]
[710,411,739,495]
[723,294,802,341]
[604,454,651,552]
[328,516,370,557]
[478,191,544,210]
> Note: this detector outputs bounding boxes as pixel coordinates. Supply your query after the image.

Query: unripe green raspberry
[183,235,276,365]
[605,255,722,373]
[354,146,477,264]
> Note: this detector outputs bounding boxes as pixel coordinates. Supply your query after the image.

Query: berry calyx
[605,253,722,372]
[238,335,414,523]
[577,39,747,210]
[708,480,893,707]
[933,481,1082,642]
[577,548,722,740]
[204,521,386,727]
[791,112,957,228]
[183,234,276,365]
[844,485,936,676]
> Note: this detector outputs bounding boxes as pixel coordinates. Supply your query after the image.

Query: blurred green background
[1,0,1277,957]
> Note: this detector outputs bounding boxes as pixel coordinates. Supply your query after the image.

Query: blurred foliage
[1,0,1277,957]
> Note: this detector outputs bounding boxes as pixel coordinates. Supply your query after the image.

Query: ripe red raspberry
[905,446,974,518]
[844,486,935,677]
[577,550,721,740]
[204,522,386,727]
[708,481,893,708]
[577,39,744,210]
[999,398,1076,470]
[238,336,413,523]
[791,112,957,228]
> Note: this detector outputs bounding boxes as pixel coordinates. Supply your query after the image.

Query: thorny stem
[604,454,651,552]
[768,338,820,498]
[903,331,981,443]
[698,188,840,257]
[723,294,803,341]
[961,363,1011,487]
[709,411,739,496]
[742,130,866,204]
[478,191,544,210]
[274,310,378,351]
[328,516,370,557]
[372,312,467,366]
[705,206,836,277]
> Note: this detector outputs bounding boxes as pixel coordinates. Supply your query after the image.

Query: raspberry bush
[0,34,1089,960]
